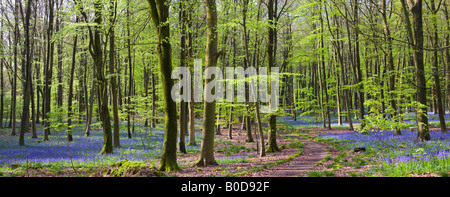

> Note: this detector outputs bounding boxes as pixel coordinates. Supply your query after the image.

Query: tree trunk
[319,0,331,130]
[186,1,196,145]
[19,0,33,146]
[242,0,253,142]
[196,0,219,166]
[0,7,4,129]
[147,0,180,171]
[90,1,113,154]
[44,0,55,141]
[67,32,78,142]
[11,0,19,136]
[382,0,400,135]
[178,1,187,154]
[126,0,133,139]
[354,0,365,130]
[110,0,120,147]
[444,1,450,115]
[56,0,63,110]
[430,0,446,133]
[266,0,279,153]
[401,0,429,140]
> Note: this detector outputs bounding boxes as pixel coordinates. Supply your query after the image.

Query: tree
[75,0,113,154]
[109,0,120,147]
[428,0,446,133]
[147,0,180,171]
[266,0,279,153]
[380,0,400,135]
[44,0,55,141]
[178,0,187,154]
[0,2,4,129]
[186,0,196,146]
[19,0,33,146]
[67,20,78,142]
[10,0,19,136]
[400,0,429,141]
[196,0,219,166]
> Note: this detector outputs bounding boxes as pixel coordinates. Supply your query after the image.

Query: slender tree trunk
[444,1,450,115]
[19,0,33,146]
[186,1,196,145]
[430,0,446,133]
[85,73,95,137]
[354,0,365,130]
[152,69,157,128]
[228,5,237,139]
[56,0,63,110]
[266,0,279,153]
[0,8,4,129]
[381,0,400,135]
[320,0,330,129]
[67,30,78,142]
[126,0,133,139]
[109,0,120,147]
[196,0,219,166]
[242,0,253,142]
[44,0,55,141]
[178,0,187,154]
[11,0,19,136]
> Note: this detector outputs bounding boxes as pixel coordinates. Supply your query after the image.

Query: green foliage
[102,160,162,177]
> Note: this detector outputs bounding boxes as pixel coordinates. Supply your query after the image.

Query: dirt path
[245,131,330,177]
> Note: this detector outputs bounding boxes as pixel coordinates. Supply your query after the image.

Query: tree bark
[187,1,196,145]
[0,4,4,129]
[430,0,446,133]
[67,30,78,142]
[381,0,400,135]
[266,0,279,153]
[44,0,55,141]
[147,0,180,171]
[444,1,450,115]
[354,0,365,130]
[242,0,253,142]
[196,0,219,166]
[109,0,120,147]
[11,0,19,136]
[178,0,187,154]
[401,0,429,140]
[126,0,133,139]
[19,0,33,146]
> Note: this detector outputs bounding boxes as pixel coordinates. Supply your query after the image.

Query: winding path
[255,131,330,177]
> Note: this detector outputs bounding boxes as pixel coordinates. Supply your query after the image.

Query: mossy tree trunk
[147,0,180,171]
[75,0,113,154]
[196,0,219,166]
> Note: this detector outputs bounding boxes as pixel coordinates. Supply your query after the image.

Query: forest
[1,0,450,179]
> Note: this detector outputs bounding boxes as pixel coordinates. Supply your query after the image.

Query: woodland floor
[2,121,353,177]
[164,124,352,177]
[3,120,439,177]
